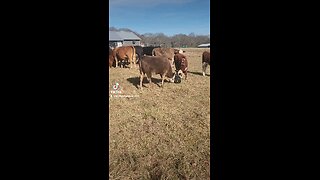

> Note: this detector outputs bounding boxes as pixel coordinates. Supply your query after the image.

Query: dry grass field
[109,48,211,179]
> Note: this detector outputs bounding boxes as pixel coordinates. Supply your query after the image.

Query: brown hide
[113,46,136,68]
[202,51,210,76]
[109,47,115,68]
[151,48,178,61]
[174,53,188,80]
[139,56,174,89]
[202,51,210,65]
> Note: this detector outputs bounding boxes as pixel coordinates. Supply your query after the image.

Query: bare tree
[109,27,210,47]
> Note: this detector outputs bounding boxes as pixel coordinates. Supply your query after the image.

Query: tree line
[109,27,210,48]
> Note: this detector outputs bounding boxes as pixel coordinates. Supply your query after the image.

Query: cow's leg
[128,58,131,69]
[177,70,183,79]
[122,58,127,68]
[136,55,139,64]
[124,59,128,68]
[112,59,115,67]
[202,62,207,76]
[119,59,122,68]
[147,73,152,84]
[170,77,174,83]
[132,58,136,68]
[119,56,123,68]
[136,55,140,64]
[115,56,118,68]
[161,73,165,87]
[140,73,144,89]
[160,74,165,86]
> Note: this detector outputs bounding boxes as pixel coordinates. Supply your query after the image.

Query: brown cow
[113,46,136,68]
[174,53,189,80]
[139,55,175,89]
[202,51,210,76]
[152,48,183,70]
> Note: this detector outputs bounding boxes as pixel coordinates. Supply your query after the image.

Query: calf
[202,51,210,76]
[174,53,189,80]
[139,56,175,89]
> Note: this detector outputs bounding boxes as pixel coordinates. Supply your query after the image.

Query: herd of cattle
[109,45,210,89]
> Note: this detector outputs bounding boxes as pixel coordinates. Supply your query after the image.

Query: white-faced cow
[139,56,175,89]
[174,53,189,80]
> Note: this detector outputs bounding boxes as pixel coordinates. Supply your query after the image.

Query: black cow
[134,45,143,63]
[142,46,161,56]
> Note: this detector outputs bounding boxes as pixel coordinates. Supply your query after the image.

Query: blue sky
[109,0,210,36]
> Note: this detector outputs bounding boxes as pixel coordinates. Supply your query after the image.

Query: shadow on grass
[127,76,165,89]
[112,61,137,68]
[188,71,210,77]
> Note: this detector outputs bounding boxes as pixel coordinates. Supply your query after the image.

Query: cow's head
[174,49,180,54]
[175,55,187,69]
[179,49,184,54]
[174,49,185,54]
[173,70,182,83]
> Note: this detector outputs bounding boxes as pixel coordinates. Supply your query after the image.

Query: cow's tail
[138,50,142,67]
[152,49,155,56]
[138,49,143,75]
[132,46,136,62]
[132,46,136,67]
[113,48,118,67]
[202,52,205,63]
